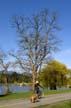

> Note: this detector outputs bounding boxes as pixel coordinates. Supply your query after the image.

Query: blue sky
[0,0,71,68]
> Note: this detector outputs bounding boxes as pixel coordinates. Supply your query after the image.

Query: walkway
[0,92,71,108]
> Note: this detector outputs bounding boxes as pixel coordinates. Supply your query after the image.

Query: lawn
[0,91,32,101]
[44,89,71,95]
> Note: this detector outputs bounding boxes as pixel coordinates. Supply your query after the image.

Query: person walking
[34,81,43,98]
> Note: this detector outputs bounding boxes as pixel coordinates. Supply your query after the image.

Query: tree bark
[4,75,11,94]
[32,65,37,91]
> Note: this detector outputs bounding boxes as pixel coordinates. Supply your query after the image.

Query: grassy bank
[38,100,71,108]
[0,91,32,101]
[0,89,71,101]
[44,89,71,95]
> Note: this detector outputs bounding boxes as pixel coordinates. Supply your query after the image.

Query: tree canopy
[39,60,67,90]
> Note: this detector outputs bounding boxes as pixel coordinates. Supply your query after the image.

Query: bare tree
[0,50,11,94]
[12,9,61,89]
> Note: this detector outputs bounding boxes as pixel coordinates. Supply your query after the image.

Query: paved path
[0,93,71,108]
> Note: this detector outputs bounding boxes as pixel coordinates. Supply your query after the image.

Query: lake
[0,85,31,95]
[0,85,70,95]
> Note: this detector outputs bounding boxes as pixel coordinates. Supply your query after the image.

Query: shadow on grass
[0,92,12,97]
[0,94,7,97]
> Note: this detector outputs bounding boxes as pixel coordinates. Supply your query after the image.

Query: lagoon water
[0,85,31,95]
[0,85,71,95]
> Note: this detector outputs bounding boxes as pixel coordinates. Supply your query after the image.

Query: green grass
[0,91,32,101]
[0,89,71,101]
[38,100,71,108]
[44,89,71,95]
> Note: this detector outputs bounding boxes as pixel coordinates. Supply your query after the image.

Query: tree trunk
[32,65,37,91]
[4,76,11,94]
[50,83,57,90]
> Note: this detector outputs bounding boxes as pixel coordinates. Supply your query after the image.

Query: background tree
[10,72,32,83]
[39,60,67,90]
[12,9,61,89]
[0,73,3,83]
[67,68,71,88]
[0,50,11,94]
